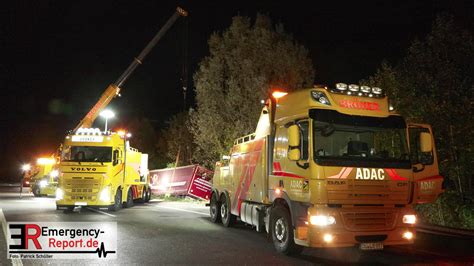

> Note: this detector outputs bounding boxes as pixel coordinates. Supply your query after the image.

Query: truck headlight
[310,215,336,226]
[403,231,414,240]
[56,188,64,200]
[99,187,111,202]
[39,180,48,188]
[50,170,59,178]
[403,214,417,224]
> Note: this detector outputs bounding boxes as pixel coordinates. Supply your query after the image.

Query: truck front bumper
[294,205,416,248]
[55,186,114,208]
[295,225,415,248]
[56,204,114,210]
[56,195,113,209]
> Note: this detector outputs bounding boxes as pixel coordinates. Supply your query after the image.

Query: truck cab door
[408,123,444,204]
[112,149,124,178]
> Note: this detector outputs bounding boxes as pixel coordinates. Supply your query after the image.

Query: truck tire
[210,192,221,223]
[109,189,122,212]
[124,188,134,208]
[270,205,303,255]
[138,187,147,203]
[32,186,41,197]
[145,187,151,202]
[220,193,236,227]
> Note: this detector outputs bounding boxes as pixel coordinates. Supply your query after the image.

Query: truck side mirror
[420,132,432,153]
[113,150,120,166]
[287,125,301,161]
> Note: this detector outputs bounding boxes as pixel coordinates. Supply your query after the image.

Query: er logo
[9,224,42,250]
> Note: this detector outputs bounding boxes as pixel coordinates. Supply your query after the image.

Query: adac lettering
[71,167,97,171]
[290,180,303,189]
[420,181,435,190]
[355,168,385,180]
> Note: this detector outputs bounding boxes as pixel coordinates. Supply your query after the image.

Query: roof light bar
[360,85,371,93]
[372,87,383,95]
[348,84,360,92]
[335,83,347,91]
[331,83,384,98]
[76,128,103,135]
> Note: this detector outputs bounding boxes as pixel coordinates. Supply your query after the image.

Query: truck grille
[64,177,101,201]
[70,195,95,200]
[327,179,410,205]
[341,209,397,231]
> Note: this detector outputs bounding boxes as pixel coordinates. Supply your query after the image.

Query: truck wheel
[220,194,235,227]
[109,189,122,212]
[32,186,41,197]
[145,187,151,202]
[124,188,134,208]
[210,192,221,223]
[270,205,303,255]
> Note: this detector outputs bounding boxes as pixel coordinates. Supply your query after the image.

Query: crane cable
[181,14,189,110]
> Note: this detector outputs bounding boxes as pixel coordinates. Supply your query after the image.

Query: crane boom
[74,7,188,132]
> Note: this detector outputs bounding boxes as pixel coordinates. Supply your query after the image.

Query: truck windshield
[61,146,112,163]
[310,109,411,168]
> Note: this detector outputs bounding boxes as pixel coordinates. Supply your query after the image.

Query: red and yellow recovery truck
[210,84,444,254]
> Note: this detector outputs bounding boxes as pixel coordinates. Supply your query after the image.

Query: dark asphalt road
[0,186,473,265]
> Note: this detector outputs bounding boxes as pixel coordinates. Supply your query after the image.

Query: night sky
[1,0,472,179]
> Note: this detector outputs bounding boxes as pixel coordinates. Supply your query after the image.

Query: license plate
[359,242,384,250]
[75,202,87,206]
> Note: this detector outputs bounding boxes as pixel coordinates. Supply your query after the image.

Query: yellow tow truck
[55,7,187,211]
[29,157,59,197]
[211,84,444,254]
[56,129,150,211]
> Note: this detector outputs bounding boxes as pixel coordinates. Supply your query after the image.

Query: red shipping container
[149,165,213,200]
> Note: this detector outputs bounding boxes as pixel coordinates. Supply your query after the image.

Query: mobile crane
[56,7,188,211]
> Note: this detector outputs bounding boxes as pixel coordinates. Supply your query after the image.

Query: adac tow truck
[210,84,444,254]
[29,157,59,197]
[55,7,188,211]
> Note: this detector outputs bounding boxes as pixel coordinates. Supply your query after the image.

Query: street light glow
[100,110,115,132]
[21,164,31,172]
[100,109,115,119]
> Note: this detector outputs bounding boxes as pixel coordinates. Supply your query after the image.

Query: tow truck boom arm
[74,7,188,131]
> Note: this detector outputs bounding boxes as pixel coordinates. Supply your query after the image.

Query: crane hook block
[176,7,188,17]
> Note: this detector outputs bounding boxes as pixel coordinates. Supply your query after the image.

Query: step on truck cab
[210,84,444,254]
[56,128,151,211]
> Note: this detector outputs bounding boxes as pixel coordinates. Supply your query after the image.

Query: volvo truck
[55,7,188,211]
